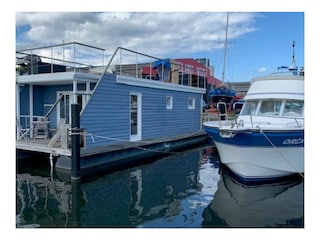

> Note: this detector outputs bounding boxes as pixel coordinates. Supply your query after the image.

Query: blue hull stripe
[204,127,304,147]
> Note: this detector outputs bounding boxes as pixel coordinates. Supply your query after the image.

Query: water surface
[16,145,303,228]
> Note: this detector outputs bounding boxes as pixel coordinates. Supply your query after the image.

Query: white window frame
[188,97,195,110]
[166,96,173,110]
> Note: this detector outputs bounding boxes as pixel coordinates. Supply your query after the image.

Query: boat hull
[204,124,304,182]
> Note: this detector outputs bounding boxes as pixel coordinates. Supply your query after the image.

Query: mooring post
[71,103,81,181]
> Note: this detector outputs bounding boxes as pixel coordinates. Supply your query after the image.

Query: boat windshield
[282,100,304,117]
[240,100,259,115]
[240,99,304,117]
[258,100,282,116]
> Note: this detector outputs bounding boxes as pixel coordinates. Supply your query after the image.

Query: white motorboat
[203,70,304,182]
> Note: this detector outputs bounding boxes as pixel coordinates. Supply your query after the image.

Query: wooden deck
[16,131,208,159]
[16,138,71,156]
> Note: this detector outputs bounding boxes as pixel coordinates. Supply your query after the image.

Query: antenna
[288,41,298,72]
[292,41,296,66]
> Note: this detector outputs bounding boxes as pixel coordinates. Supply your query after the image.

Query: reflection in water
[129,169,143,224]
[202,169,304,227]
[16,174,74,227]
[16,145,303,228]
[16,147,221,227]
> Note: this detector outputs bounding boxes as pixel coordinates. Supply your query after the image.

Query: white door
[130,93,142,141]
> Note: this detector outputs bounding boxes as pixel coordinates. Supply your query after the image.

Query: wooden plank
[16,141,71,156]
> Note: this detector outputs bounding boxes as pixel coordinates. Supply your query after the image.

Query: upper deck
[244,73,304,101]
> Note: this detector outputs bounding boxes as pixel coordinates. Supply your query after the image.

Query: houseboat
[16,42,208,177]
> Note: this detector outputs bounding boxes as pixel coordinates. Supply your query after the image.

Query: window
[258,100,282,116]
[166,96,173,109]
[188,97,195,109]
[282,100,304,117]
[240,100,259,116]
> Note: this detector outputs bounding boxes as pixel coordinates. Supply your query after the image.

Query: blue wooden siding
[19,85,30,116]
[81,74,202,147]
[141,89,201,139]
[81,74,130,146]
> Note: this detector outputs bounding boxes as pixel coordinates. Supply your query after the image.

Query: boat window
[258,100,282,116]
[240,100,259,115]
[282,100,304,117]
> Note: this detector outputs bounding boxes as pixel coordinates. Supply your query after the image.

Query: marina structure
[16,42,210,177]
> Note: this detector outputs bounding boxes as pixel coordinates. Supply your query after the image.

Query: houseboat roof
[16,71,100,85]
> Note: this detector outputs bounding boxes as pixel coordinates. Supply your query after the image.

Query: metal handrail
[16,42,105,75]
[16,41,105,52]
[91,46,170,94]
[44,94,65,118]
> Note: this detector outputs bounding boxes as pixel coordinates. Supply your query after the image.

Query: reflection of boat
[203,43,304,182]
[202,169,304,227]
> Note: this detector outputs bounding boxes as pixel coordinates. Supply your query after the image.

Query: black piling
[71,103,81,181]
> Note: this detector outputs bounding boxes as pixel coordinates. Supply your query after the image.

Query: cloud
[16,12,259,59]
[257,67,267,73]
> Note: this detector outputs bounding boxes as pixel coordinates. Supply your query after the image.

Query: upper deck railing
[16,42,106,75]
[16,42,208,89]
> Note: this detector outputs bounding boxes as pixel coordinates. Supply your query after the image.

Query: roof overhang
[16,72,100,85]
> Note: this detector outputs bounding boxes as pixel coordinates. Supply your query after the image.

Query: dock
[17,131,209,176]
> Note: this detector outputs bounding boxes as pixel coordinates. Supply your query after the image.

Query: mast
[221,12,229,83]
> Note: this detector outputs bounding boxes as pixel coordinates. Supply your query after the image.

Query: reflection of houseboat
[16,147,219,227]
[16,42,208,175]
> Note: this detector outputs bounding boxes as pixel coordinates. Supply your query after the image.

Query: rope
[68,130,205,155]
[258,127,304,178]
[87,133,181,155]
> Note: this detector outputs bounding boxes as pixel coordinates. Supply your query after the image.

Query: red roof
[208,76,222,85]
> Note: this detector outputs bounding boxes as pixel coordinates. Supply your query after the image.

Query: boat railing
[16,43,207,89]
[100,46,207,87]
[16,42,105,76]
[217,102,228,126]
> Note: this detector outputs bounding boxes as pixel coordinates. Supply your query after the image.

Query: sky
[15,11,304,83]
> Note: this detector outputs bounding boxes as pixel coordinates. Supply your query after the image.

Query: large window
[240,99,304,117]
[283,100,304,117]
[258,100,282,116]
[240,100,259,116]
